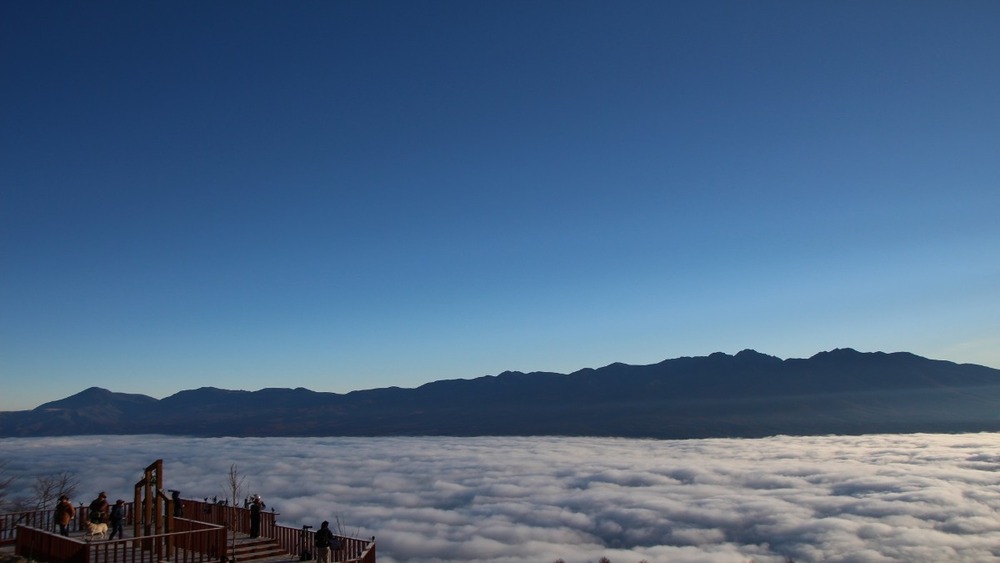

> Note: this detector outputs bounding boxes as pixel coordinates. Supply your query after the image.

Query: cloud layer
[3,433,1000,562]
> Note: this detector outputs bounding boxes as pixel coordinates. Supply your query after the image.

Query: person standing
[108,499,126,540]
[314,521,334,563]
[249,496,263,538]
[170,490,184,517]
[55,495,75,536]
[89,492,110,524]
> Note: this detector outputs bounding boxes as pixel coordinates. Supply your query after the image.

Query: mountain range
[2,348,999,438]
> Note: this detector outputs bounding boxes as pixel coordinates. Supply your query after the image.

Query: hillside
[2,349,999,438]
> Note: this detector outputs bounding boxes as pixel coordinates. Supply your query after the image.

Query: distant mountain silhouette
[2,349,999,438]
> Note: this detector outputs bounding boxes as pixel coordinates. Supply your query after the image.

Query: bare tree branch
[0,461,14,510]
[30,471,80,511]
[223,463,247,562]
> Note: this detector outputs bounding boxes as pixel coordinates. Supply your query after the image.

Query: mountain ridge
[3,348,999,438]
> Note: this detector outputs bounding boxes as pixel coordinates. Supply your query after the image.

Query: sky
[2,1,999,411]
[3,433,1000,562]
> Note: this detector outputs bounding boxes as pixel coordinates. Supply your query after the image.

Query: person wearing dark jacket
[170,490,184,517]
[108,499,126,540]
[314,521,335,563]
[249,496,263,538]
[89,492,110,524]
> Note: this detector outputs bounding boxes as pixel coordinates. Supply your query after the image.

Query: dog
[85,521,108,540]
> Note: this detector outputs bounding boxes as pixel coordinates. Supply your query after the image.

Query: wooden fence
[1,503,135,546]
[14,526,86,563]
[270,524,375,563]
[182,499,374,563]
[180,498,277,538]
[16,521,225,563]
[3,498,375,563]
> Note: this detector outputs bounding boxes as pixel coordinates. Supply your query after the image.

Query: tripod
[299,525,313,561]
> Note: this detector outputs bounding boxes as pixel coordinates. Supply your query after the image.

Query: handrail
[179,498,276,535]
[16,520,227,563]
[181,499,373,562]
[15,525,86,563]
[5,497,375,563]
[0,503,135,546]
[270,523,375,563]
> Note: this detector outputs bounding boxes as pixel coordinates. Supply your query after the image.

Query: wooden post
[134,459,167,557]
[133,482,143,548]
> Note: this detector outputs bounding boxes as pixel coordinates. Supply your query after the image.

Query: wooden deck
[5,527,367,563]
[2,460,372,563]
[0,530,375,563]
[2,504,373,563]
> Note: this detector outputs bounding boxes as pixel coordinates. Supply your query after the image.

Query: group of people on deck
[53,489,342,559]
[54,491,127,540]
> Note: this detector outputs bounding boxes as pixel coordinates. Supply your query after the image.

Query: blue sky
[2,1,998,411]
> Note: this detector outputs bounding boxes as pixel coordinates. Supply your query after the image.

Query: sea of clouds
[3,433,1000,562]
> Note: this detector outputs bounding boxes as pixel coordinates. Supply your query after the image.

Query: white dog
[85,521,108,540]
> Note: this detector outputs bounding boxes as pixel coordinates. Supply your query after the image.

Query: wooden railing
[15,525,86,563]
[1,503,136,546]
[180,499,277,538]
[175,499,374,561]
[1,508,54,546]
[270,524,375,563]
[4,497,375,563]
[269,523,308,558]
[16,521,226,563]
[166,518,228,563]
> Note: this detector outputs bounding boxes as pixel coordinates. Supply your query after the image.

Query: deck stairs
[230,534,298,563]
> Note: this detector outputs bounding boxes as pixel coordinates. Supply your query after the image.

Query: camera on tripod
[299,525,314,561]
